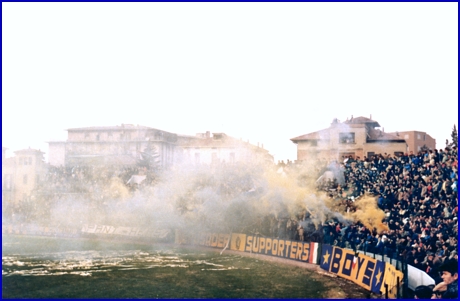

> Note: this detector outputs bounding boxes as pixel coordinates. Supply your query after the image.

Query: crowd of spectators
[316,146,458,285]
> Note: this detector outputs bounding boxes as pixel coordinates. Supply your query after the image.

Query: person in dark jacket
[438,259,458,299]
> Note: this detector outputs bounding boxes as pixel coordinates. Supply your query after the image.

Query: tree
[451,124,458,149]
[138,144,162,183]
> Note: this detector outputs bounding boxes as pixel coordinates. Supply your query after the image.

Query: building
[291,116,408,162]
[2,148,46,204]
[47,124,178,168]
[388,131,436,153]
[176,131,273,165]
[47,125,273,168]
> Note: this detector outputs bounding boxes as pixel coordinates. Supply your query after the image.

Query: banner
[230,233,247,252]
[228,234,316,263]
[383,263,404,298]
[195,233,316,263]
[82,224,116,234]
[309,242,319,264]
[319,244,402,296]
[81,224,170,239]
[2,224,79,237]
[193,233,231,249]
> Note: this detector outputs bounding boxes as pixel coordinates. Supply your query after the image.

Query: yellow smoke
[260,165,320,219]
[348,195,389,233]
[107,177,130,200]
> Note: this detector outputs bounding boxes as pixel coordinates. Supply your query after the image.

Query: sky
[2,2,458,163]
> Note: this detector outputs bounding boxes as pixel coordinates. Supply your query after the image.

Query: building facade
[291,116,408,163]
[176,131,273,166]
[388,131,436,154]
[47,124,177,168]
[47,125,273,168]
[2,148,46,204]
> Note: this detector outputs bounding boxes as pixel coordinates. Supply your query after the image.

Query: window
[23,175,28,184]
[29,157,32,165]
[310,140,318,146]
[339,133,355,144]
[4,174,11,190]
[404,134,409,139]
[417,134,421,140]
[394,152,404,157]
[96,134,100,141]
[85,133,90,139]
[367,152,375,158]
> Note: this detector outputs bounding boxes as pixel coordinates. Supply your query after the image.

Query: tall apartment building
[291,116,407,162]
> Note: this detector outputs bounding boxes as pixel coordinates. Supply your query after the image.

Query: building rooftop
[66,124,174,134]
[290,128,330,142]
[367,128,405,141]
[13,148,45,154]
[343,116,380,127]
[291,116,405,143]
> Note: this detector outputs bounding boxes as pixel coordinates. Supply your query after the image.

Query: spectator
[414,285,433,299]
[437,259,458,299]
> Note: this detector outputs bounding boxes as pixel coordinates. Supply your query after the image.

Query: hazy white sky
[2,2,458,162]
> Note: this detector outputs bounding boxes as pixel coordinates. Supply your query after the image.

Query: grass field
[2,235,373,299]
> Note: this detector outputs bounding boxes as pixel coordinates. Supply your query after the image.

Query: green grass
[3,260,327,298]
[2,235,371,299]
